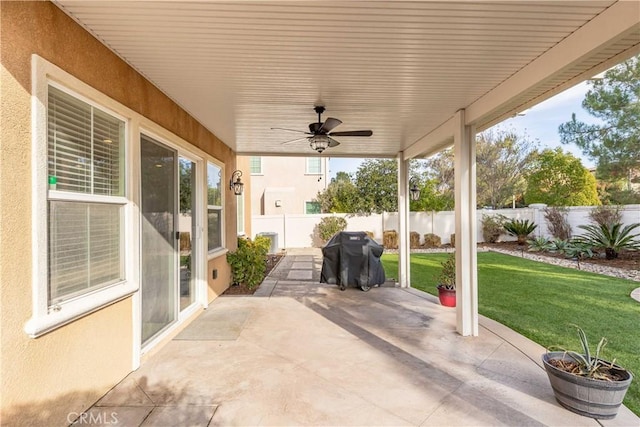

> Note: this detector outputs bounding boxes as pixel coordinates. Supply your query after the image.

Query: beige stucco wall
[0,2,237,424]
[249,156,329,216]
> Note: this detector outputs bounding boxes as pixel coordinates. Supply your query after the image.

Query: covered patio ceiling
[54,0,639,159]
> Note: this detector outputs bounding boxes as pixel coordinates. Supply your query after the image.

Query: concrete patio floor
[80,248,638,426]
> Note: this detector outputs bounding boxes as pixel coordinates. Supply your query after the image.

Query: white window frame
[207,160,226,258]
[305,157,323,175]
[249,156,263,175]
[27,56,138,337]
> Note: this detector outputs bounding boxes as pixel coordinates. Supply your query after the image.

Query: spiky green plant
[527,236,554,252]
[504,219,538,245]
[551,238,571,254]
[549,326,620,381]
[574,223,640,260]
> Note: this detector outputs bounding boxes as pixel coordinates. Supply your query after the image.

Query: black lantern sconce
[229,170,244,196]
[409,177,421,201]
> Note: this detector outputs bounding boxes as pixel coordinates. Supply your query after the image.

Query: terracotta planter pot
[542,352,633,419]
[436,285,456,307]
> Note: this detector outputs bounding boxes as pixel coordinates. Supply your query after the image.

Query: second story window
[249,156,262,174]
[306,157,322,174]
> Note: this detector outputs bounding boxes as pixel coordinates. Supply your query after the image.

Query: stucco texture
[1,2,237,424]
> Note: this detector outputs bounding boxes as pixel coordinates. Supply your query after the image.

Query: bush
[423,233,442,248]
[481,214,508,243]
[383,230,398,249]
[544,207,572,240]
[574,222,640,259]
[589,205,622,227]
[226,236,270,289]
[527,236,553,252]
[504,219,537,245]
[316,216,347,242]
[450,233,455,247]
[436,252,456,290]
[410,231,421,248]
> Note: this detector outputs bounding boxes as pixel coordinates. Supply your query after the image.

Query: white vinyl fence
[251,205,640,250]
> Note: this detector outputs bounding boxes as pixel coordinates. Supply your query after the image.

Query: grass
[381,252,640,416]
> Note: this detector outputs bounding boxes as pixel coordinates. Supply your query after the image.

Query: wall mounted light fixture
[409,177,421,201]
[229,170,244,195]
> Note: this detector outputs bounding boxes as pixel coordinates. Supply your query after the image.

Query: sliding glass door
[140,135,178,345]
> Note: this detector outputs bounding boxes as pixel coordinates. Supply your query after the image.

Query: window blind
[48,86,124,196]
[47,86,126,304]
[48,201,123,304]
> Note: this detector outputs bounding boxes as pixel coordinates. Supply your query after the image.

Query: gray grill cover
[320,231,385,289]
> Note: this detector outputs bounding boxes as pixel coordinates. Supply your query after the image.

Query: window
[306,157,322,174]
[305,201,321,214]
[207,162,223,251]
[249,156,262,174]
[47,85,126,304]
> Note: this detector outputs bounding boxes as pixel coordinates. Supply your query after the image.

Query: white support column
[397,153,411,288]
[453,110,478,336]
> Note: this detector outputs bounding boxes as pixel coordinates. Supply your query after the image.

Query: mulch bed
[222,253,284,296]
[481,241,640,271]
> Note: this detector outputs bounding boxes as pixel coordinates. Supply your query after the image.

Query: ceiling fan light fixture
[309,135,329,153]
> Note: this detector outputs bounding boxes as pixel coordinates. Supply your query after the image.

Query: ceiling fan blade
[271,127,311,134]
[281,137,309,145]
[328,130,372,137]
[327,136,341,148]
[318,117,342,133]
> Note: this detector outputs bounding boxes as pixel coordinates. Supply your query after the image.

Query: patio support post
[397,153,411,288]
[453,110,478,336]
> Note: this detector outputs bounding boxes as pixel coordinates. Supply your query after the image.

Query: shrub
[435,252,456,290]
[574,222,640,259]
[563,242,594,261]
[544,207,572,240]
[589,205,622,227]
[504,219,537,245]
[410,231,421,248]
[481,214,508,243]
[226,236,270,289]
[550,239,571,255]
[528,236,553,252]
[316,216,347,242]
[423,233,442,248]
[383,230,398,249]
[450,233,455,247]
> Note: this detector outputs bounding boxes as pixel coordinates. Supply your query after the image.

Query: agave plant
[575,223,640,260]
[551,238,571,255]
[527,236,553,252]
[504,219,538,245]
[549,326,616,381]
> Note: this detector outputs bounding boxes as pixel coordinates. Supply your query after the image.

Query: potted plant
[435,252,456,307]
[542,326,633,419]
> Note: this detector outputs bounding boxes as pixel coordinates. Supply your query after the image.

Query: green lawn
[381,252,640,416]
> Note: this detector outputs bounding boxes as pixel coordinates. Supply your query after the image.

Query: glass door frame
[138,129,206,355]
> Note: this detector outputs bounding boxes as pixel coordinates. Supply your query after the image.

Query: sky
[328,81,599,179]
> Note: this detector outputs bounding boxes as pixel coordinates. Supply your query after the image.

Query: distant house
[246,156,329,215]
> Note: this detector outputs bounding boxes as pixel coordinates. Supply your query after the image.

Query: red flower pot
[437,285,456,307]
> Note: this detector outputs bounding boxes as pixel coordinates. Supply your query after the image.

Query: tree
[410,178,455,212]
[423,149,455,209]
[476,129,538,209]
[525,148,600,206]
[353,159,400,213]
[559,55,640,200]
[314,172,360,213]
